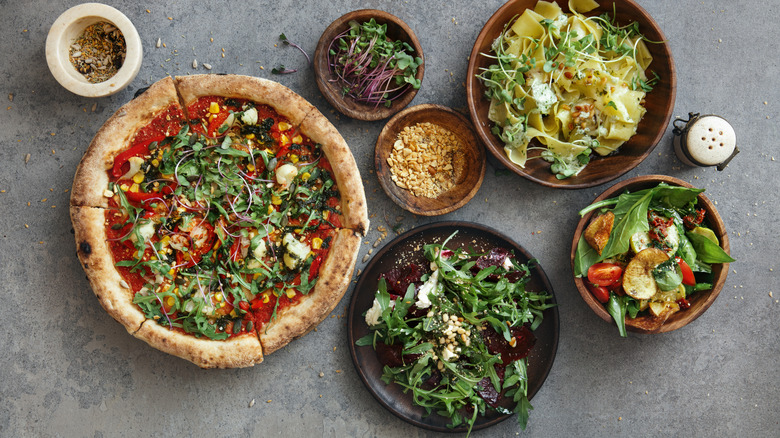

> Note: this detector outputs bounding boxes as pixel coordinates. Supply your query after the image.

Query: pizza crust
[299,108,369,236]
[134,321,263,368]
[70,76,182,208]
[174,74,314,125]
[70,206,146,332]
[259,228,361,354]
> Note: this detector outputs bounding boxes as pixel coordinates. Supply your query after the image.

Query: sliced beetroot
[375,342,404,368]
[471,248,517,281]
[482,324,536,365]
[504,270,525,283]
[375,342,421,368]
[381,263,423,296]
[475,365,506,408]
[476,247,511,269]
[422,369,442,390]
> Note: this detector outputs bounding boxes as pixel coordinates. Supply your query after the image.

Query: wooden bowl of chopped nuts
[46,3,142,97]
[375,104,485,216]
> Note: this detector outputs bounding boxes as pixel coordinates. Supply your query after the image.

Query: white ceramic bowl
[46,3,142,97]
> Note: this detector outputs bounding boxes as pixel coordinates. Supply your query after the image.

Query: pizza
[70,75,368,368]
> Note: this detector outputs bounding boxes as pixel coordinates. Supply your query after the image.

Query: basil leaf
[686,231,736,263]
[652,258,683,291]
[574,234,599,277]
[606,293,628,338]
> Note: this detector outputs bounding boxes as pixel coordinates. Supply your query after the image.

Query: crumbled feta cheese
[531,81,558,115]
[502,256,513,271]
[240,107,258,125]
[441,346,457,362]
[415,270,439,309]
[365,297,394,326]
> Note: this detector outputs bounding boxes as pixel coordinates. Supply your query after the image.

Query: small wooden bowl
[313,9,424,121]
[375,104,485,216]
[466,0,676,189]
[570,175,731,334]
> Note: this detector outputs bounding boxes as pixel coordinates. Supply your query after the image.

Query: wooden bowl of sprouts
[466,0,676,188]
[314,9,425,121]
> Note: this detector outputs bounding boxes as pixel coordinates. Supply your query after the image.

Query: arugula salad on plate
[356,233,554,434]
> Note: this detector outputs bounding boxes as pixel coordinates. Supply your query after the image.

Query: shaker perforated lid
[684,116,736,166]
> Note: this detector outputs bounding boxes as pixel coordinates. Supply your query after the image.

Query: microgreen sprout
[327,18,422,108]
[279,33,310,64]
[271,64,297,74]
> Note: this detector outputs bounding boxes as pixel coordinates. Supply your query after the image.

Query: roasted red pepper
[111,135,166,178]
[308,253,324,282]
[207,112,230,137]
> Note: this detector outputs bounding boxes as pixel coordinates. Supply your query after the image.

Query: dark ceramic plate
[347,222,559,432]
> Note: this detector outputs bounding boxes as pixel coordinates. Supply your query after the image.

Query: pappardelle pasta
[477,0,657,179]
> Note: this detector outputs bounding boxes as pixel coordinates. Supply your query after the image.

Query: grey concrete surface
[1,0,778,436]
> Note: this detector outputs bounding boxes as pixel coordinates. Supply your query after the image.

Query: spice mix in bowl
[46,3,142,97]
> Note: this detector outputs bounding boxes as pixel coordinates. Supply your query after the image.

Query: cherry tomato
[586,282,610,303]
[676,257,696,286]
[177,218,216,268]
[587,263,623,287]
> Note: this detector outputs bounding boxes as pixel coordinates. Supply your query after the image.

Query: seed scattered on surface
[203,63,212,70]
[156,38,161,48]
[249,399,255,407]
[319,372,324,378]
[24,153,30,164]
[192,59,198,69]
[361,254,370,263]
[7,93,12,102]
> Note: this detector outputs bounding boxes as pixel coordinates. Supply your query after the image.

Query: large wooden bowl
[466,0,676,189]
[313,9,424,121]
[375,104,485,216]
[570,175,731,334]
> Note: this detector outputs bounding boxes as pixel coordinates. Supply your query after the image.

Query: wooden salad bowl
[466,0,676,189]
[313,9,424,121]
[375,104,485,216]
[570,175,731,334]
